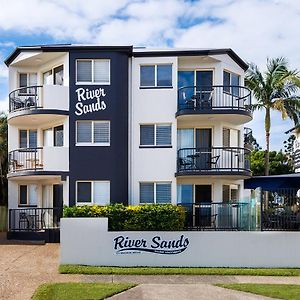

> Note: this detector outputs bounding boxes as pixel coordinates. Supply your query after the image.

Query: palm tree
[245,57,300,175]
[0,113,8,206]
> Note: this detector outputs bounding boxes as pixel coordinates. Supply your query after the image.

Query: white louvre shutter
[140,183,154,203]
[77,121,92,143]
[93,181,110,205]
[94,122,110,144]
[156,125,171,146]
[94,60,110,83]
[77,60,92,82]
[156,183,171,203]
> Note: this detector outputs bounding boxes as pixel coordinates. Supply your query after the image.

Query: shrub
[63,204,185,231]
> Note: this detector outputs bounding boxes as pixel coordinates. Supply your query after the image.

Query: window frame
[19,129,37,149]
[76,59,111,85]
[140,64,173,88]
[53,125,64,147]
[18,184,38,207]
[76,120,110,146]
[139,123,172,148]
[223,70,241,95]
[76,180,110,205]
[139,181,172,204]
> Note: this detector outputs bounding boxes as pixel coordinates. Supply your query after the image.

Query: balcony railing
[8,147,43,173]
[177,85,251,115]
[177,147,251,175]
[9,85,42,113]
[9,207,63,232]
[178,202,250,230]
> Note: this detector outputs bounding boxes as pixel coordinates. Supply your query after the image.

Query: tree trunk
[265,107,271,176]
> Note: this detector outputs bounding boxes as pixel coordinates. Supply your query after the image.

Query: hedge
[63,204,186,231]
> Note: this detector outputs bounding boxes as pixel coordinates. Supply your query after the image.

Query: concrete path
[107,284,273,300]
[0,232,299,300]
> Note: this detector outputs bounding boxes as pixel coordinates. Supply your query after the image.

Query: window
[76,121,110,146]
[223,128,230,147]
[54,125,64,147]
[140,64,172,87]
[76,181,110,205]
[223,71,240,96]
[140,182,171,204]
[54,65,64,85]
[43,65,64,85]
[19,130,37,148]
[19,73,37,94]
[76,59,110,84]
[140,124,171,147]
[19,184,38,206]
[177,184,193,204]
[223,184,239,203]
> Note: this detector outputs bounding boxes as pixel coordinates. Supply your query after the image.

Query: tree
[283,134,296,165]
[0,113,8,206]
[251,150,294,176]
[245,57,300,175]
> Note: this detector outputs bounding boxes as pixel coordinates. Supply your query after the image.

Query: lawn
[31,282,136,300]
[217,283,300,300]
[59,265,300,276]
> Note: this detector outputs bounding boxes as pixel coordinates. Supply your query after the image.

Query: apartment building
[5,45,252,239]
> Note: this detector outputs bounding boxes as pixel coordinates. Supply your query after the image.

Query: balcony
[8,147,68,177]
[177,147,251,177]
[8,85,69,125]
[177,85,252,124]
[178,202,251,230]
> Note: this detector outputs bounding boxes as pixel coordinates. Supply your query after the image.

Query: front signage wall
[68,50,129,205]
[61,218,300,268]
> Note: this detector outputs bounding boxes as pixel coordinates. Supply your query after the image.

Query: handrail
[8,147,43,173]
[177,85,252,113]
[9,85,43,113]
[177,146,251,173]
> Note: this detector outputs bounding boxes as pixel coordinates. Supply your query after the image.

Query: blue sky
[0,0,299,150]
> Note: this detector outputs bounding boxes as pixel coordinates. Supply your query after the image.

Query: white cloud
[0,0,299,149]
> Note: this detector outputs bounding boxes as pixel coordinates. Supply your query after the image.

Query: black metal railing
[9,85,42,113]
[244,127,253,149]
[8,147,43,173]
[262,188,300,231]
[177,147,251,174]
[177,85,251,113]
[9,207,63,232]
[178,202,250,230]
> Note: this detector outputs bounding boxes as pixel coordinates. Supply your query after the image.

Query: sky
[0,0,299,150]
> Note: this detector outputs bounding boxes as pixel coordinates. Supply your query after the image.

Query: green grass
[217,283,300,300]
[31,282,135,300]
[59,265,300,276]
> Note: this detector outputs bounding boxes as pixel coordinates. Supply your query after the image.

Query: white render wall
[61,218,300,267]
[130,54,249,205]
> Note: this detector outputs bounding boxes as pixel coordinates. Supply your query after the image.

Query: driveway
[1,232,300,299]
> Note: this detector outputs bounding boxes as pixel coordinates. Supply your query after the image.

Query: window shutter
[140,183,154,203]
[43,129,52,147]
[77,122,92,143]
[28,184,38,206]
[223,128,230,147]
[156,125,171,145]
[29,73,37,86]
[93,182,110,205]
[156,183,171,203]
[140,66,155,86]
[29,130,37,148]
[94,122,110,143]
[19,130,28,148]
[94,60,110,83]
[140,125,155,145]
[77,60,92,82]
[77,182,92,203]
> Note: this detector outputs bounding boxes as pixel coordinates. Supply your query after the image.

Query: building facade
[5,45,253,235]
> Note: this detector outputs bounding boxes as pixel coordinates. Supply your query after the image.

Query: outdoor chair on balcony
[25,96,35,108]
[178,157,194,170]
[207,155,220,170]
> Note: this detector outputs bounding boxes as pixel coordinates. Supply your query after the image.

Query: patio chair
[178,157,194,170]
[207,155,220,169]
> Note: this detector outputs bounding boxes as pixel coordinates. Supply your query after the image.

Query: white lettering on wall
[75,88,107,116]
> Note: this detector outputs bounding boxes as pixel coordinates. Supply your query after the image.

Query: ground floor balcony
[176,147,251,177]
